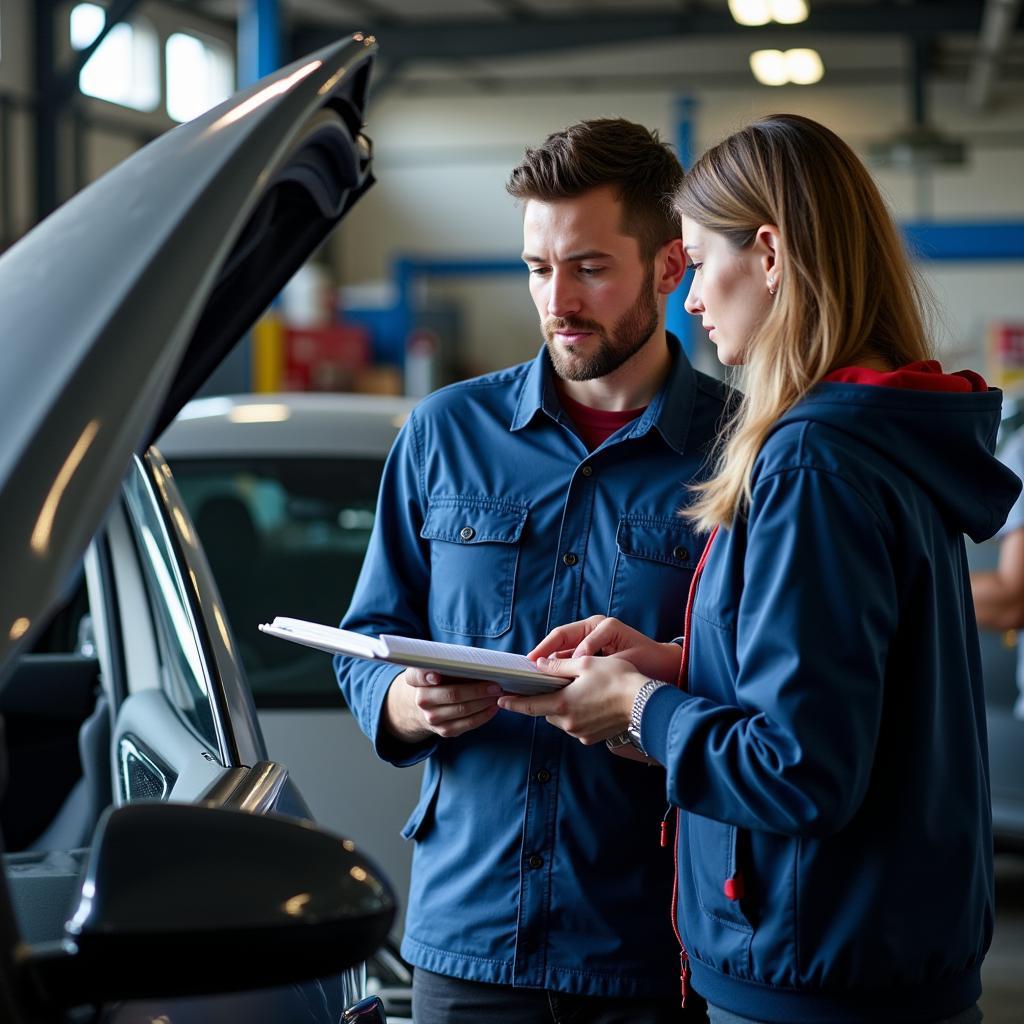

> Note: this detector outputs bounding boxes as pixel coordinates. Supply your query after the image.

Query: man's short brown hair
[506,118,683,261]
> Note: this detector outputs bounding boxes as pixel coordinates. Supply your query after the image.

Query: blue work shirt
[336,336,730,997]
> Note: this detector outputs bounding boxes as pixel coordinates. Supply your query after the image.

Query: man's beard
[543,265,660,383]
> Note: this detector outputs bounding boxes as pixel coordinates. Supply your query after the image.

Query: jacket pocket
[608,515,697,640]
[401,760,441,842]
[689,813,753,933]
[421,496,528,638]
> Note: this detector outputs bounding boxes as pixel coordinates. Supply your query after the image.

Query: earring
[767,272,777,296]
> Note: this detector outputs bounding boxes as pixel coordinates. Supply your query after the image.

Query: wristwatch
[606,679,668,754]
[626,679,668,755]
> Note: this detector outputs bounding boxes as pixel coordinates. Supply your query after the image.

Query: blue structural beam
[213,0,280,395]
[904,222,1024,262]
[669,95,698,358]
[238,0,281,86]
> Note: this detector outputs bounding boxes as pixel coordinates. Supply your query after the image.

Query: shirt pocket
[421,496,528,638]
[607,514,697,640]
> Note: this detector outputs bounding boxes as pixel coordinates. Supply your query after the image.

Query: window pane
[73,4,159,112]
[171,457,385,705]
[70,3,104,50]
[123,467,220,752]
[166,32,234,123]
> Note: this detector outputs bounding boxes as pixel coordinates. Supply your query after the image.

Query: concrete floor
[980,854,1024,1023]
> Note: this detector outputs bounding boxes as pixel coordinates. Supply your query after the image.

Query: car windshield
[171,456,384,706]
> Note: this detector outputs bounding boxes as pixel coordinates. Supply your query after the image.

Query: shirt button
[459,526,475,541]
[536,769,551,783]
[581,465,593,477]
[673,545,689,560]
[562,552,578,566]
[528,854,544,869]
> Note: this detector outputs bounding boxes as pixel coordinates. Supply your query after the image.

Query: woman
[497,114,1020,1023]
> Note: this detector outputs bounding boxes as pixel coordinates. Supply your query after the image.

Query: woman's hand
[497,654,648,746]
[529,615,682,684]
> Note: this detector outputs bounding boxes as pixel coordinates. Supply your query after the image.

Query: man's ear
[656,238,687,295]
[755,224,783,278]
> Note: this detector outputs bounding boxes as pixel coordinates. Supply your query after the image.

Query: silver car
[159,391,418,1022]
[0,34,395,1024]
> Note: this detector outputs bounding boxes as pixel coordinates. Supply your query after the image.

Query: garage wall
[0,0,234,234]
[334,71,1024,377]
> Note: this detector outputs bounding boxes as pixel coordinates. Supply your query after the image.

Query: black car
[0,33,395,1024]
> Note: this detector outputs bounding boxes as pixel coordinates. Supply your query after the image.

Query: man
[336,118,728,1023]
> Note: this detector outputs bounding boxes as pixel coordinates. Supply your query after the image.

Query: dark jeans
[412,968,709,1024]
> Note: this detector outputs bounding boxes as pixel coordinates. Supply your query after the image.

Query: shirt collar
[510,333,696,455]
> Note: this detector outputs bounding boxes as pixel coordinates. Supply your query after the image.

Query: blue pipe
[382,222,1024,371]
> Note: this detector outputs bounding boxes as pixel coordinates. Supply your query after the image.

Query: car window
[122,468,220,751]
[170,457,385,706]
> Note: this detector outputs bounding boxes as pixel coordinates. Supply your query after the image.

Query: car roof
[158,392,415,459]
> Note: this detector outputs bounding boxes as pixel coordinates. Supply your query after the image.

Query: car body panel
[0,35,376,676]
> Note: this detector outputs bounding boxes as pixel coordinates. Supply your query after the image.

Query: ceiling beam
[291,5,1010,64]
[969,0,1024,108]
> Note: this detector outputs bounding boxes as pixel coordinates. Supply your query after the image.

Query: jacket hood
[774,381,1021,543]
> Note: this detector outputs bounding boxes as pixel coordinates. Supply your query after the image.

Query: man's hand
[383,668,502,743]
[529,615,682,683]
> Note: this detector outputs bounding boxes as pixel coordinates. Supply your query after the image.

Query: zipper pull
[660,805,673,848]
[680,946,691,1008]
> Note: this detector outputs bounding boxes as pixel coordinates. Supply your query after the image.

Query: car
[0,33,398,1024]
[159,391,419,1021]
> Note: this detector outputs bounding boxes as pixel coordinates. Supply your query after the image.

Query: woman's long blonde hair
[675,114,932,532]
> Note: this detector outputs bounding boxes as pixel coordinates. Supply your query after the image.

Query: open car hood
[0,34,376,670]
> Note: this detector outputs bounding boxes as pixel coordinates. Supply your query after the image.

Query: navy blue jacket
[641,380,1021,1021]
[336,338,730,996]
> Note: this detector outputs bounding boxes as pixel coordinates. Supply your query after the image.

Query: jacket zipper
[668,525,719,1008]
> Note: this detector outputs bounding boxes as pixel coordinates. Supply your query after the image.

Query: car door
[78,450,367,1023]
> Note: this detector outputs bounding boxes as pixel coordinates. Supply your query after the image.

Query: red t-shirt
[557,387,647,450]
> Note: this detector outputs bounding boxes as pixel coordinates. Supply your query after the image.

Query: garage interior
[1,2,1023,1022]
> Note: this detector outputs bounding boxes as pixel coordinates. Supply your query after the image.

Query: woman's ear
[755,224,783,296]
[755,224,783,277]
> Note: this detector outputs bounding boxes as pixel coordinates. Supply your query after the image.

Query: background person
[335,118,730,1023]
[971,425,1024,720]
[500,113,1021,1024]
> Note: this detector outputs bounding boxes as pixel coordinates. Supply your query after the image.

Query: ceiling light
[750,49,789,86]
[749,48,825,86]
[729,0,771,27]
[786,48,824,84]
[768,0,809,25]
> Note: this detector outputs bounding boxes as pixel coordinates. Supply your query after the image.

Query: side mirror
[22,802,394,1007]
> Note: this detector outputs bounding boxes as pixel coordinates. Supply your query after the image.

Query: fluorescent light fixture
[769,0,809,24]
[750,49,789,86]
[786,48,824,84]
[729,0,771,26]
[750,48,824,85]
